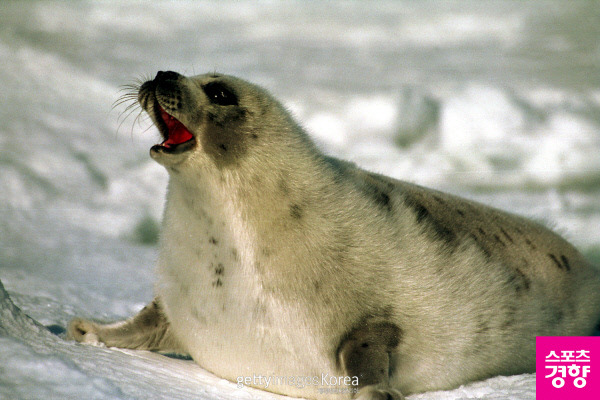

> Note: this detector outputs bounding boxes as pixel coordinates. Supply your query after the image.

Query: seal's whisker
[139,119,156,136]
[122,105,145,126]
[112,98,137,112]
[111,77,151,139]
[116,108,137,132]
[121,101,141,114]
[112,93,138,109]
[134,109,150,126]
[115,101,140,123]
[119,82,142,90]
[128,109,149,139]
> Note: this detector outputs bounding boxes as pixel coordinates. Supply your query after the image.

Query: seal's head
[138,71,301,171]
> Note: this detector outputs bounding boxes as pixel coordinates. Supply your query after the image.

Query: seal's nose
[155,70,181,81]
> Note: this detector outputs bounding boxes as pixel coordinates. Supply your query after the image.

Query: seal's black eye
[203,82,238,106]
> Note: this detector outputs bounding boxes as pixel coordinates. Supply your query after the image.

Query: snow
[0,280,535,400]
[1,1,598,399]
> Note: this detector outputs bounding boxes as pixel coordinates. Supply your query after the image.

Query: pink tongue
[160,108,193,147]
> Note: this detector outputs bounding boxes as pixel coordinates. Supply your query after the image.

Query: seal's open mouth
[154,105,195,154]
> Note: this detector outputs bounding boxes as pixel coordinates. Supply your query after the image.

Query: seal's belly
[156,209,334,389]
[159,257,336,394]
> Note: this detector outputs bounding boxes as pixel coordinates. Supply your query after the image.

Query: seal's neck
[164,144,344,254]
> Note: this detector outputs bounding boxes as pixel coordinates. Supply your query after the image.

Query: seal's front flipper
[68,297,185,354]
[337,320,403,400]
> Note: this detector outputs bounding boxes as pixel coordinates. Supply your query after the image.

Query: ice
[1,1,599,399]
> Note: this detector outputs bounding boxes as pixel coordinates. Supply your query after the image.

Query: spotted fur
[69,71,600,400]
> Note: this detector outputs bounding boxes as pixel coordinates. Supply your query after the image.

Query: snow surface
[1,1,599,399]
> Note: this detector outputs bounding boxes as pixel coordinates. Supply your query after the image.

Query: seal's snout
[138,70,196,157]
[155,70,182,82]
[139,71,182,105]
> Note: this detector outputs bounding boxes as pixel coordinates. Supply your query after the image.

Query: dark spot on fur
[549,253,571,272]
[251,133,258,139]
[290,204,303,219]
[506,273,518,290]
[476,321,490,334]
[278,178,290,196]
[557,309,565,322]
[470,233,492,258]
[215,264,224,275]
[525,238,537,250]
[549,309,565,325]
[332,243,351,266]
[500,227,514,243]
[501,317,515,330]
[501,305,518,330]
[403,195,457,246]
[517,268,531,290]
[231,248,239,260]
[313,280,321,292]
[378,191,392,212]
[363,181,392,213]
[410,200,429,223]
[361,172,397,214]
[331,228,353,266]
[250,174,262,186]
[382,305,394,319]
[549,253,562,270]
[209,237,218,245]
[201,107,249,168]
[456,209,466,217]
[322,156,349,184]
[212,278,223,287]
[494,234,506,247]
[432,224,456,246]
[560,255,571,271]
[366,172,396,191]
[478,227,486,236]
[508,267,531,294]
[207,112,220,125]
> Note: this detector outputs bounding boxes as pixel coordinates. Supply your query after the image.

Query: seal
[69,71,600,400]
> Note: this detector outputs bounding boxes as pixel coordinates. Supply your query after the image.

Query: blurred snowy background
[1,1,599,399]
